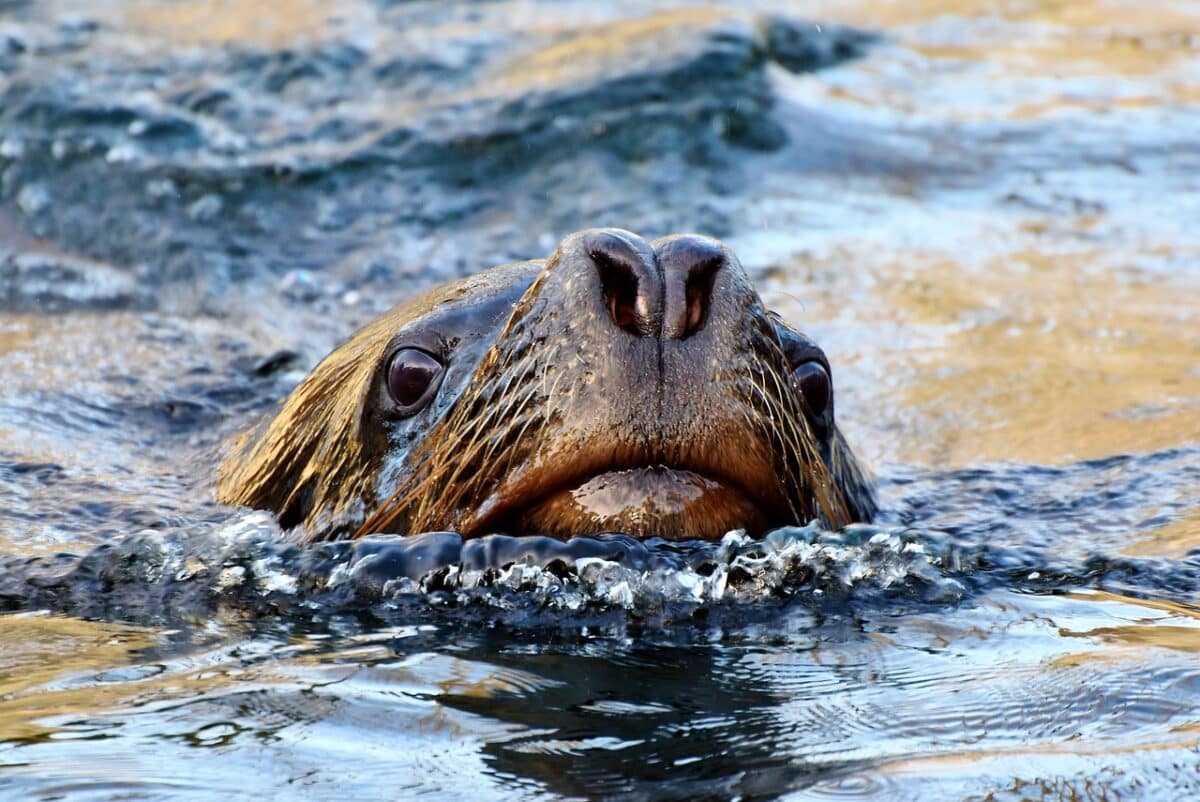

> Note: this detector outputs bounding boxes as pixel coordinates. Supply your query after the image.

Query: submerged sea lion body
[218,229,875,542]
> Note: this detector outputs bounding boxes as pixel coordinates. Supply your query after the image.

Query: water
[1,1,1199,799]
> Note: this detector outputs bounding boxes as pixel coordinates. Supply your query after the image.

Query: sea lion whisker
[414,364,548,515]
[743,371,813,522]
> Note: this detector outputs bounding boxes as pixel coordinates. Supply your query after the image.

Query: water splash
[5,512,1195,630]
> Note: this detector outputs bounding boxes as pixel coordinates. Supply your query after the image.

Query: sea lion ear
[216,379,349,537]
[217,413,318,531]
[217,320,386,540]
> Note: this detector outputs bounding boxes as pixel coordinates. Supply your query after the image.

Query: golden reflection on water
[1125,508,1200,558]
[811,0,1195,65]
[887,254,1200,466]
[791,0,1200,113]
[1051,590,1200,658]
[0,618,369,745]
[752,0,1200,471]
[498,7,733,88]
[0,614,158,742]
[878,731,1200,782]
[0,613,550,750]
[98,0,356,48]
[774,240,1200,468]
[872,588,1200,781]
[909,5,1198,78]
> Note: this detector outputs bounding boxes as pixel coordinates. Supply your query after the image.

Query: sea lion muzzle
[218,228,876,542]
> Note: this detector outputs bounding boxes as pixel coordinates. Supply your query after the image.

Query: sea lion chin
[217,228,876,542]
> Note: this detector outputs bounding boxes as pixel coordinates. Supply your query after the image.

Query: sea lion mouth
[462,463,785,541]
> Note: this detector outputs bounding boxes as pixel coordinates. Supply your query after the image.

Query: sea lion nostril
[682,256,721,339]
[588,233,659,336]
[593,249,643,335]
[656,236,725,340]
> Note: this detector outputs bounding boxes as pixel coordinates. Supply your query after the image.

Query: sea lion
[218,229,875,542]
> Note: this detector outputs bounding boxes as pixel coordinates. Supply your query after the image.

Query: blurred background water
[0,1,1198,799]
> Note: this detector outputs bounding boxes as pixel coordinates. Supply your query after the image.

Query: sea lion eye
[386,348,444,413]
[792,361,831,418]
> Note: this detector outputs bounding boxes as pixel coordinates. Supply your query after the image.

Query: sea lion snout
[585,229,726,341]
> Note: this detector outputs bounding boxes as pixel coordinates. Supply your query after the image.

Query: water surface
[0,1,1198,799]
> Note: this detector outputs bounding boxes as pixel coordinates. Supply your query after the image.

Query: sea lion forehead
[380,259,545,349]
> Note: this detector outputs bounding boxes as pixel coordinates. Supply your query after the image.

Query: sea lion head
[218,228,875,542]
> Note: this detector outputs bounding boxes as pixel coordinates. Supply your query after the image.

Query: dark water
[1,1,1199,799]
